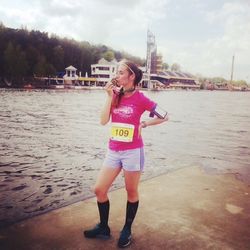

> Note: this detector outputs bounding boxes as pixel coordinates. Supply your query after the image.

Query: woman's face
[116,64,134,88]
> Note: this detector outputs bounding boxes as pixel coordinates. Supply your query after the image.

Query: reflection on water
[0,89,250,227]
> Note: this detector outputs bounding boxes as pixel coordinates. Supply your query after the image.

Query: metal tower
[146,30,156,88]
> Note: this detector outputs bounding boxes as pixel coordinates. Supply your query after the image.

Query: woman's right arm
[100,82,114,125]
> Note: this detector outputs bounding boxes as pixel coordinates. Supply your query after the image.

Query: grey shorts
[103,147,145,171]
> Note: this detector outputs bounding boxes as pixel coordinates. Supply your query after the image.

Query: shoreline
[1,86,250,92]
[0,166,249,249]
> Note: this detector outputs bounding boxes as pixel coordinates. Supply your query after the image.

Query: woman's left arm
[140,116,168,128]
[138,116,168,137]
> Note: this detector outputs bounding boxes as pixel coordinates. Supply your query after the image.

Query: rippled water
[0,88,250,227]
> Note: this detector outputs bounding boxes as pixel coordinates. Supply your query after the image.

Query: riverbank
[0,166,249,250]
[1,85,250,91]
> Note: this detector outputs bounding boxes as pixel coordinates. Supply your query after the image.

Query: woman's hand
[138,121,147,138]
[138,117,168,137]
[105,81,115,97]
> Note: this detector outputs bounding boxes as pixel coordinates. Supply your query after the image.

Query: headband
[121,62,136,75]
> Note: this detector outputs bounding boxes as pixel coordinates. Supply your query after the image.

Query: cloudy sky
[0,0,249,81]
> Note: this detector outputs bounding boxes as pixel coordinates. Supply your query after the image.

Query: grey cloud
[38,1,82,17]
[93,0,142,8]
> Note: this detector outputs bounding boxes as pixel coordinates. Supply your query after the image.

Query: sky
[0,0,249,82]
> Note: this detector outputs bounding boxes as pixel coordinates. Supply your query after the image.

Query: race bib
[111,123,135,142]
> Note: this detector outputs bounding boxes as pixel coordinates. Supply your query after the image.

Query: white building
[91,58,118,86]
[63,65,79,85]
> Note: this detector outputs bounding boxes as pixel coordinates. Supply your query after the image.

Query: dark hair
[120,60,143,86]
[112,60,143,108]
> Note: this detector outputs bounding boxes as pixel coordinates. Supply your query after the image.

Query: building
[144,30,199,89]
[91,58,118,86]
[151,71,199,89]
[156,54,163,73]
[63,65,79,87]
[63,65,78,82]
[146,30,163,75]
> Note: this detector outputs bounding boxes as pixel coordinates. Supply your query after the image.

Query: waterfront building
[63,65,79,87]
[156,54,163,73]
[88,31,199,90]
[144,30,199,90]
[91,58,118,86]
[151,71,198,87]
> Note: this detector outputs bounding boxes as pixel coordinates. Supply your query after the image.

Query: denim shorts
[103,147,145,171]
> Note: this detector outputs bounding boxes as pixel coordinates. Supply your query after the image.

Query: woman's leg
[84,166,121,239]
[95,166,121,228]
[123,170,141,230]
[123,170,141,202]
[94,166,121,202]
[118,170,141,247]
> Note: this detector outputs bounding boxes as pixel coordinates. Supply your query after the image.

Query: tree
[0,24,145,82]
[233,80,247,86]
[103,50,115,61]
[3,42,15,77]
[53,45,64,71]
[162,62,169,71]
[0,22,5,30]
[114,51,122,61]
[4,42,28,78]
[46,63,56,76]
[211,77,226,84]
[26,45,39,76]
[171,63,181,72]
[34,55,47,76]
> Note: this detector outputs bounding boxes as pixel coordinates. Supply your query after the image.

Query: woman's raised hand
[104,81,115,97]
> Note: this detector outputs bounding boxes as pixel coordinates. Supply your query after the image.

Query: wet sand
[0,166,249,250]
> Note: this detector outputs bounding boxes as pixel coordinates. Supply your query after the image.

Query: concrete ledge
[0,166,249,250]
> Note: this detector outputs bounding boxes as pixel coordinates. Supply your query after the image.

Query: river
[0,88,249,227]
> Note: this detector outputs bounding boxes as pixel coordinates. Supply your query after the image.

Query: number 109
[115,129,129,137]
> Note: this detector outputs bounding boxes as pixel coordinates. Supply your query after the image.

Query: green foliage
[103,50,115,61]
[0,22,5,30]
[34,55,51,76]
[197,75,249,87]
[211,77,227,84]
[162,62,169,70]
[52,45,64,71]
[0,24,144,86]
[199,82,205,89]
[4,42,28,78]
[170,63,181,72]
[232,80,247,86]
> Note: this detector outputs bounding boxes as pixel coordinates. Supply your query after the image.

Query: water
[0,89,250,227]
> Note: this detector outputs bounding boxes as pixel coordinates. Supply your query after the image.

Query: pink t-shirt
[109,90,156,151]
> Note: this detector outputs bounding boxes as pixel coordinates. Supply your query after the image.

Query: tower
[146,30,157,88]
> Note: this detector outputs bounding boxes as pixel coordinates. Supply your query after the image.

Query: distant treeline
[0,23,144,86]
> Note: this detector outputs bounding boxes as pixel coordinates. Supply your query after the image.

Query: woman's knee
[93,185,107,197]
[126,187,138,198]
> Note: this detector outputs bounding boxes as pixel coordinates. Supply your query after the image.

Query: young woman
[84,60,168,248]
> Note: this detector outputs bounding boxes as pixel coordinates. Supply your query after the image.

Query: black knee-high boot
[118,201,139,247]
[98,200,110,227]
[124,200,139,231]
[84,200,111,239]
